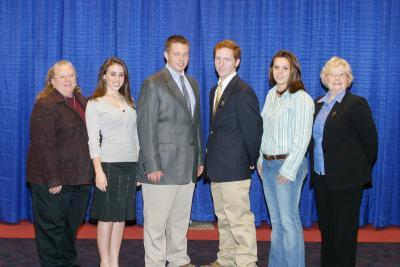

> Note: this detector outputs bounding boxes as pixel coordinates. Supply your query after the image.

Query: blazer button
[190,142,194,146]
[210,131,214,135]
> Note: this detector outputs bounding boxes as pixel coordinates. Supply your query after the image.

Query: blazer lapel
[211,75,239,125]
[314,101,323,121]
[54,90,86,122]
[75,91,87,109]
[162,68,192,119]
[187,77,198,121]
[322,91,350,139]
[327,92,349,121]
[209,85,217,125]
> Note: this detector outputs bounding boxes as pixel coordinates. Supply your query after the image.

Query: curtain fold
[0,0,399,227]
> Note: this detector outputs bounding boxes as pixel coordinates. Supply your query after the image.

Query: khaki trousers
[142,182,195,267]
[211,179,258,267]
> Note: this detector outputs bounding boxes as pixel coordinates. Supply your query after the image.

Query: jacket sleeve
[351,97,378,167]
[137,79,162,174]
[238,87,263,166]
[85,100,101,159]
[193,80,204,166]
[280,92,314,181]
[258,91,271,165]
[29,101,62,188]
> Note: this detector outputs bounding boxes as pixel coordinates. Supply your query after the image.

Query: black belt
[263,154,288,160]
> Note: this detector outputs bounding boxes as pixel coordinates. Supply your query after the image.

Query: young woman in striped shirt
[257,50,314,267]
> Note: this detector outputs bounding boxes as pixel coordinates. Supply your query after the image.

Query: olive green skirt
[90,162,137,222]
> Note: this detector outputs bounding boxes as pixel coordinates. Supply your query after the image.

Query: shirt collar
[272,85,290,98]
[318,89,346,104]
[218,72,237,90]
[166,64,185,80]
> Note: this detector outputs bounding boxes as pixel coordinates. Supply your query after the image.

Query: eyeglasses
[53,74,75,80]
[328,72,347,79]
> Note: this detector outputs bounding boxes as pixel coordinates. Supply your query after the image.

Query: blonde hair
[36,60,81,101]
[320,56,354,88]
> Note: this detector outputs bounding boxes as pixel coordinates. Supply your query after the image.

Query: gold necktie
[213,82,222,114]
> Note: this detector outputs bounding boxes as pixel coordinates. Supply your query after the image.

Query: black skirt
[90,162,137,222]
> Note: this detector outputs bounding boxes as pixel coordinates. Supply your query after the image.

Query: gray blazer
[137,67,203,185]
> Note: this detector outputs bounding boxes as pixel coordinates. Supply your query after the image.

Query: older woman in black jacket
[310,56,378,267]
[27,60,91,266]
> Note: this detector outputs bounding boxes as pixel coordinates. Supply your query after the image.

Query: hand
[147,170,164,184]
[277,175,289,184]
[96,171,108,192]
[49,185,62,194]
[257,163,263,178]
[197,165,204,177]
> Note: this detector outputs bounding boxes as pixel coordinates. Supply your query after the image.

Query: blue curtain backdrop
[0,0,399,227]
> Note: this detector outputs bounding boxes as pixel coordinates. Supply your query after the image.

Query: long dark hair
[89,57,134,107]
[269,50,305,94]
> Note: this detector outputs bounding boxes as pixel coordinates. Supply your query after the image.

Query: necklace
[276,89,287,96]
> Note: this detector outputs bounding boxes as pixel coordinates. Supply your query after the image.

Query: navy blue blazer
[309,91,378,191]
[206,75,263,182]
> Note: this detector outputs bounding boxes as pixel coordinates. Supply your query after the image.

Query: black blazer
[206,75,263,182]
[309,92,378,191]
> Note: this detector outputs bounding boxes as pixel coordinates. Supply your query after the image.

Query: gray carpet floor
[1,239,399,267]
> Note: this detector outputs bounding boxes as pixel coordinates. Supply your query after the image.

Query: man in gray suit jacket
[137,35,204,267]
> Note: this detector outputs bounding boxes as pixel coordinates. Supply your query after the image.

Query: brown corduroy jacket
[26,89,91,188]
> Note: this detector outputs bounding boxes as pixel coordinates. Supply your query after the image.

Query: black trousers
[313,174,363,267]
[30,183,90,267]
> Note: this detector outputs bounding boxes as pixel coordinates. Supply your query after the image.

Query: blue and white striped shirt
[258,85,314,181]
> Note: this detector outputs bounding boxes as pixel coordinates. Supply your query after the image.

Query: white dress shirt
[213,71,237,108]
[166,64,195,115]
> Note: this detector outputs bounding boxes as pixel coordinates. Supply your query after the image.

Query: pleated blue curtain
[0,0,399,227]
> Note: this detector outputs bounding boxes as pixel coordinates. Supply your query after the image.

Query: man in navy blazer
[203,40,262,267]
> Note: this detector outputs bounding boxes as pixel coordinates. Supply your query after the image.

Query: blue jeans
[262,157,307,267]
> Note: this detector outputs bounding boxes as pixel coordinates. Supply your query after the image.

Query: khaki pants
[142,182,195,267]
[211,179,258,267]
